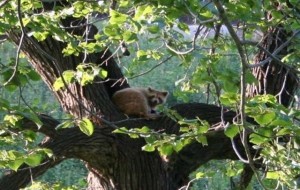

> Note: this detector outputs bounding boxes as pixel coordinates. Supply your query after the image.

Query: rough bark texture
[246,27,298,107]
[0,104,247,190]
[242,20,298,190]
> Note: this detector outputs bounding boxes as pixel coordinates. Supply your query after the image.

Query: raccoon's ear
[162,91,169,96]
[148,87,154,92]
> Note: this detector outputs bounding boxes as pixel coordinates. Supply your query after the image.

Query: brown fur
[112,87,168,119]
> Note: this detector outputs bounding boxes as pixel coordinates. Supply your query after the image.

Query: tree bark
[1,1,298,190]
[0,104,247,190]
[246,26,298,107]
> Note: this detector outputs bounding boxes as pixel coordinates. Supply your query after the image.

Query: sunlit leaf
[195,135,208,146]
[24,153,43,167]
[8,159,24,171]
[109,10,128,25]
[195,172,205,179]
[113,127,129,134]
[78,118,94,136]
[225,124,240,139]
[99,69,108,79]
[53,77,64,91]
[266,171,280,179]
[142,144,155,152]
[254,111,276,125]
[158,144,173,155]
[250,133,269,145]
[4,114,23,126]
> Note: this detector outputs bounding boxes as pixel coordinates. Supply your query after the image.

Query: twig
[129,55,173,79]
[213,1,267,189]
[0,0,10,9]
[165,18,218,55]
[243,30,300,69]
[178,178,199,190]
[59,16,109,30]
[3,0,25,86]
[275,69,289,104]
[231,138,249,164]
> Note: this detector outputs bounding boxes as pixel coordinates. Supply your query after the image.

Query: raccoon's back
[112,88,148,116]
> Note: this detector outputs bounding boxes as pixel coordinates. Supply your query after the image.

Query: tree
[0,0,299,189]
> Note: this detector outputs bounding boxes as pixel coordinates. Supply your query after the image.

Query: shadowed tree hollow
[0,1,299,190]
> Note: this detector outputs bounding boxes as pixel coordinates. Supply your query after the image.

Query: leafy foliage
[0,0,299,189]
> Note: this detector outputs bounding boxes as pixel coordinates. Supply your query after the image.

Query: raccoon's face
[147,87,168,108]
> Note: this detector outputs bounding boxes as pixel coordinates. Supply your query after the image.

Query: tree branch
[243,30,300,69]
[0,103,256,189]
[213,1,266,189]
[0,157,64,190]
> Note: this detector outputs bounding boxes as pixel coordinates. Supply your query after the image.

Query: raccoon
[112,87,168,119]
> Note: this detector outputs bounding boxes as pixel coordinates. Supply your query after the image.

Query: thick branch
[19,114,59,138]
[0,103,252,189]
[0,157,64,190]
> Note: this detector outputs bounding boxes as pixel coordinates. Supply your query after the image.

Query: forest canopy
[0,0,299,189]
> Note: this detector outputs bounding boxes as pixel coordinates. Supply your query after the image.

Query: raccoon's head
[147,87,168,109]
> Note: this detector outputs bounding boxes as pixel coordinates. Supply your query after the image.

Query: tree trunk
[0,104,247,190]
[0,1,298,190]
[240,18,298,190]
[246,26,298,107]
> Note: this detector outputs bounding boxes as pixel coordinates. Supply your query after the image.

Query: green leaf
[128,133,139,138]
[27,70,41,81]
[195,135,208,146]
[99,69,108,79]
[136,50,148,60]
[4,114,23,126]
[254,111,276,125]
[8,150,23,159]
[24,154,43,167]
[158,144,173,155]
[147,25,160,34]
[223,80,238,93]
[42,148,53,157]
[23,130,37,142]
[195,172,205,179]
[142,144,155,152]
[8,159,24,171]
[122,31,137,43]
[80,72,94,86]
[276,128,290,136]
[145,135,156,144]
[139,126,150,133]
[113,127,129,134]
[109,10,128,25]
[197,125,209,134]
[53,77,64,91]
[33,31,49,41]
[177,23,189,33]
[250,133,269,145]
[56,120,74,129]
[179,127,190,132]
[269,115,293,127]
[103,25,122,39]
[266,171,280,179]
[62,70,76,84]
[225,124,240,139]
[220,93,238,106]
[78,118,94,136]
[134,5,153,21]
[258,127,273,137]
[173,140,184,152]
[0,98,10,110]
[62,43,80,56]
[18,111,43,129]
[245,71,257,84]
